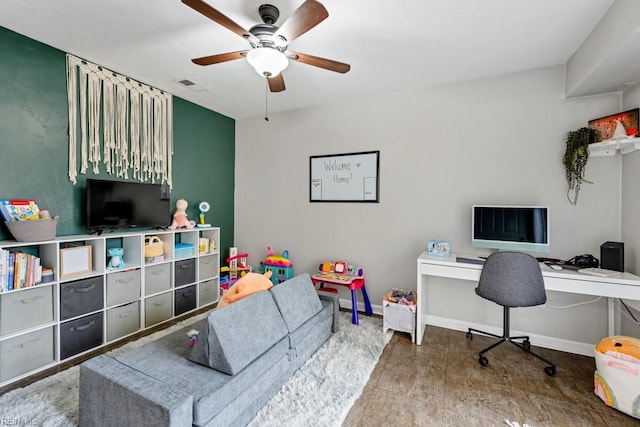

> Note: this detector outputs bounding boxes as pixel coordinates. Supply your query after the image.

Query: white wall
[620,82,640,335]
[235,65,622,346]
[565,0,640,97]
[622,82,640,275]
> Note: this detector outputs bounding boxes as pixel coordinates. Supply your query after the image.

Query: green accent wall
[0,26,235,251]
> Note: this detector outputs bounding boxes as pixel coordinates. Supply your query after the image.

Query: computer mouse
[549,264,563,270]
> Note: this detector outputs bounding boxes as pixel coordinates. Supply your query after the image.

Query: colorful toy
[218,270,273,308]
[220,248,252,295]
[187,329,199,348]
[594,335,640,418]
[168,198,196,230]
[197,201,211,228]
[107,247,125,269]
[260,246,293,285]
[311,260,372,325]
[383,288,417,306]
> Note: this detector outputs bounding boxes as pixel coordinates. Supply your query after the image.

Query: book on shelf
[7,252,14,291]
[0,203,10,222]
[0,250,43,292]
[0,250,6,292]
[14,252,24,290]
[0,199,40,221]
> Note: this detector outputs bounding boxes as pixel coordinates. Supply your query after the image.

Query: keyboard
[577,267,621,278]
[456,256,485,265]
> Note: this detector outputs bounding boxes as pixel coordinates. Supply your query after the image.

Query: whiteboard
[309,151,379,202]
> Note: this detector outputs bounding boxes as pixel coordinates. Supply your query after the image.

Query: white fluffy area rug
[0,311,391,426]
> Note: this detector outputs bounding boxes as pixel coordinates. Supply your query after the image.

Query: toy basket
[5,218,58,242]
[145,236,164,258]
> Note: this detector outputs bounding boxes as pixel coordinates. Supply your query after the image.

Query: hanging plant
[563,127,600,205]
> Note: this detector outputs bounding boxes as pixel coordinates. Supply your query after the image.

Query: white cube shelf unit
[0,227,220,387]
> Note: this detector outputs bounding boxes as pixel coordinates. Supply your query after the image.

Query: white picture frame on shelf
[427,240,450,257]
[60,245,92,278]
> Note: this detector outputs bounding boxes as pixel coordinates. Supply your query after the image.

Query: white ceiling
[0,0,615,120]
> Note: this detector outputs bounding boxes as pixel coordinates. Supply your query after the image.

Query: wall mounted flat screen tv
[86,179,170,233]
[472,205,550,253]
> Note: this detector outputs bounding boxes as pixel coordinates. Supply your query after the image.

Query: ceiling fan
[182,0,350,92]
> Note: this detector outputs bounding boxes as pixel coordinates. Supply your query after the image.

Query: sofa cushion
[188,290,288,375]
[80,355,193,426]
[287,300,333,373]
[113,323,290,426]
[269,274,322,333]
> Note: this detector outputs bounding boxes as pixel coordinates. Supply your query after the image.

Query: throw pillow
[218,271,273,308]
[270,273,322,332]
[188,290,288,375]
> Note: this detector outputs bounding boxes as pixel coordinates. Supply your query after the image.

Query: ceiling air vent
[174,78,208,92]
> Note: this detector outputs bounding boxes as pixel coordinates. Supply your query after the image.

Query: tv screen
[86,179,170,232]
[472,205,550,253]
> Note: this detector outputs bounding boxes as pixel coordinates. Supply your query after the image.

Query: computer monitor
[472,205,550,253]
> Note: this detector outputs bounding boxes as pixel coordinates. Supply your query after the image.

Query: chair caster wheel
[466,332,473,340]
[522,339,531,351]
[545,366,556,376]
[479,356,489,366]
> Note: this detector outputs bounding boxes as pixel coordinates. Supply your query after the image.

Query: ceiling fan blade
[182,0,257,44]
[287,51,350,74]
[268,74,286,92]
[273,0,328,44]
[192,50,248,66]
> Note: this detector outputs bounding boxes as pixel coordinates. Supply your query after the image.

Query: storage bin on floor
[383,300,416,343]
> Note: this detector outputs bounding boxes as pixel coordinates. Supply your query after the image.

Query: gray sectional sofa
[78,273,339,426]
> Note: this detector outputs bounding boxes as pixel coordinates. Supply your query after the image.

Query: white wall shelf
[589,138,640,157]
[0,227,220,387]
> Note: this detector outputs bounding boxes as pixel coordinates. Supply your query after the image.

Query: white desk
[416,252,640,350]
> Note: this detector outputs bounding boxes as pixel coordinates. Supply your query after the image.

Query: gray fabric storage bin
[60,312,104,359]
[198,279,218,307]
[107,301,140,342]
[145,292,173,327]
[106,268,141,307]
[174,285,196,316]
[175,259,195,287]
[144,263,171,296]
[0,326,54,381]
[60,276,104,321]
[1,286,54,336]
[198,255,218,281]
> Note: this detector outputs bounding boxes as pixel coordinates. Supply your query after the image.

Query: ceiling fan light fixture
[246,47,288,77]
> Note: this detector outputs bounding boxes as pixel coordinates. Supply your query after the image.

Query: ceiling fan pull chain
[264,78,270,122]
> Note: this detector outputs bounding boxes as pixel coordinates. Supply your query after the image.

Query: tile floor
[344,325,639,427]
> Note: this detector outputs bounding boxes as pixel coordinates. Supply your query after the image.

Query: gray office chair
[465,251,556,376]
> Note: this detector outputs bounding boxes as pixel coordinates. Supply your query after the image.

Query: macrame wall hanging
[66,54,173,189]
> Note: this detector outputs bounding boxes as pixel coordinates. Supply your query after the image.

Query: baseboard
[341,300,594,356]
[426,315,595,357]
[338,298,384,316]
